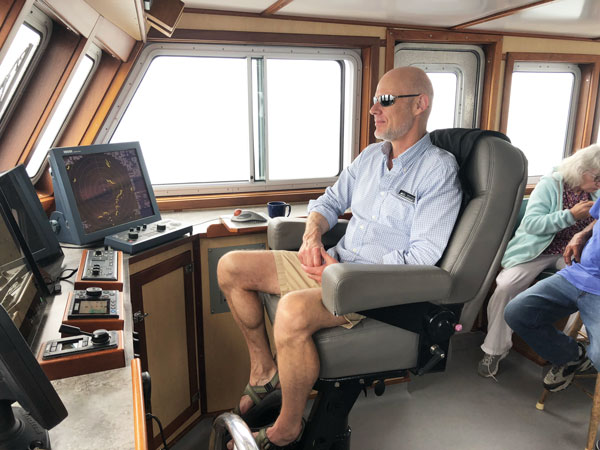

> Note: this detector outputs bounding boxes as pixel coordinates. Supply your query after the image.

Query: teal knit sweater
[501,171,599,269]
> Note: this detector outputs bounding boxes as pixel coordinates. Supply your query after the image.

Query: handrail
[209,412,258,450]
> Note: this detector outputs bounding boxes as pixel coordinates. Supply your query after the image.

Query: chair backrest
[437,135,527,330]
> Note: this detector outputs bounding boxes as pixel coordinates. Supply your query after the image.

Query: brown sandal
[233,371,280,416]
[254,418,305,450]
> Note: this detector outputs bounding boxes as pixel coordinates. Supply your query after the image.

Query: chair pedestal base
[301,370,408,450]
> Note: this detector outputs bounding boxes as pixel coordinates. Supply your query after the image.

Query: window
[506,62,580,182]
[101,44,361,195]
[394,43,485,130]
[0,7,51,130]
[26,45,101,178]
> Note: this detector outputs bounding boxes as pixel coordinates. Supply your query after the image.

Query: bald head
[370,67,434,152]
[379,66,433,111]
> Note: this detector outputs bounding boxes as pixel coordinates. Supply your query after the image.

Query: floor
[172,331,597,450]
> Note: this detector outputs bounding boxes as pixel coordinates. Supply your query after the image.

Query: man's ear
[414,94,429,116]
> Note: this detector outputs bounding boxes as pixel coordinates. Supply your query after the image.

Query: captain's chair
[260,129,527,450]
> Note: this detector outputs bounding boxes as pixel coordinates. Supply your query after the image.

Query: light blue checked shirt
[308,133,461,265]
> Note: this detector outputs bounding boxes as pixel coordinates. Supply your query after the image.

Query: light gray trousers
[481,253,566,356]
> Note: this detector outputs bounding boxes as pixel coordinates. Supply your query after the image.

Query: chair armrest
[267,217,349,250]
[321,264,452,316]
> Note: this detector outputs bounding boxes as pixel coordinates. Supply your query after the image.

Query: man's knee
[274,292,313,340]
[504,297,525,331]
[217,251,244,288]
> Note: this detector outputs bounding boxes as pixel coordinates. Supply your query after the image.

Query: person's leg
[504,274,579,365]
[479,255,560,377]
[575,290,600,370]
[217,250,282,414]
[482,254,561,356]
[264,288,347,446]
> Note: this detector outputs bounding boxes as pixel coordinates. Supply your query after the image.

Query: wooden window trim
[385,29,502,131]
[500,52,600,151]
[0,23,84,172]
[0,0,26,50]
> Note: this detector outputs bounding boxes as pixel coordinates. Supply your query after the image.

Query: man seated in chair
[505,193,600,393]
[217,66,462,449]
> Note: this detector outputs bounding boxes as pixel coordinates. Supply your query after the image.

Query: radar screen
[63,149,156,234]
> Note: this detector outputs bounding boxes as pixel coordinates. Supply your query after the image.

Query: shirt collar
[379,133,431,169]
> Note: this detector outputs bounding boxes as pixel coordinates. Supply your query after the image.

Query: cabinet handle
[133,311,149,323]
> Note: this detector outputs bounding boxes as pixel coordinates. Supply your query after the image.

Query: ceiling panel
[272,0,536,27]
[469,0,600,38]
[184,0,275,13]
[84,0,142,40]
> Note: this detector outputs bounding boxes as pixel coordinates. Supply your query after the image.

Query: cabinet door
[130,247,199,449]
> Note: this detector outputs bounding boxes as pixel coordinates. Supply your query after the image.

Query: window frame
[97,43,362,196]
[0,6,52,137]
[393,42,486,130]
[500,52,600,189]
[27,43,102,181]
[506,61,580,184]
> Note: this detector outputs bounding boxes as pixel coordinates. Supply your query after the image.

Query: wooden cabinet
[129,236,203,449]
[199,232,271,413]
[127,227,272,448]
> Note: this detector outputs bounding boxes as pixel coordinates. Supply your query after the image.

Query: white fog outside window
[266,59,342,180]
[27,51,99,178]
[0,7,51,133]
[101,44,361,195]
[111,56,250,185]
[506,63,579,182]
[426,72,457,132]
[0,25,40,121]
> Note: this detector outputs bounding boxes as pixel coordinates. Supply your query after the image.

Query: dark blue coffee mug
[267,201,291,218]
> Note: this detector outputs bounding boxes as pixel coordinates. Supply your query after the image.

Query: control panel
[82,247,118,281]
[104,218,193,254]
[42,329,118,360]
[68,287,120,319]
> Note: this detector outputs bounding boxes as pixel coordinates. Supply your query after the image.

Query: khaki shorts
[271,250,365,329]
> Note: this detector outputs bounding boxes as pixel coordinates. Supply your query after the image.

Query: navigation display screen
[63,149,155,234]
[79,300,108,314]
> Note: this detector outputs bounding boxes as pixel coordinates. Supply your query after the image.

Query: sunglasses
[373,93,421,107]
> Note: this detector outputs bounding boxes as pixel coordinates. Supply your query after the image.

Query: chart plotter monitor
[48,142,161,245]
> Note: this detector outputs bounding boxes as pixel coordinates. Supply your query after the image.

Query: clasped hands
[298,238,338,284]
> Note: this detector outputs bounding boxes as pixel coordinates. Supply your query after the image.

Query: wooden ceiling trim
[182,7,600,42]
[183,7,446,32]
[451,0,556,30]
[261,0,294,16]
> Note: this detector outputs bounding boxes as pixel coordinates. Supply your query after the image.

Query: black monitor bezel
[0,164,63,266]
[0,303,68,431]
[0,189,50,297]
[49,141,161,245]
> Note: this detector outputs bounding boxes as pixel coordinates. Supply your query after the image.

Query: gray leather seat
[260,131,527,449]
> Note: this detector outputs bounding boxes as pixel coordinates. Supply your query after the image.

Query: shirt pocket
[382,191,417,231]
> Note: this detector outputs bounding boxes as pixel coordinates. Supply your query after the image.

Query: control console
[68,287,120,319]
[82,247,118,280]
[104,218,192,254]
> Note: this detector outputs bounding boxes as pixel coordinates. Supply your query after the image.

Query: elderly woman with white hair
[478,143,600,378]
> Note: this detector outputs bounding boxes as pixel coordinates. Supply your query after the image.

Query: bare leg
[217,250,282,414]
[265,288,347,445]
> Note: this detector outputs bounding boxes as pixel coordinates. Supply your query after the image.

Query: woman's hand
[563,227,593,265]
[570,200,594,221]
